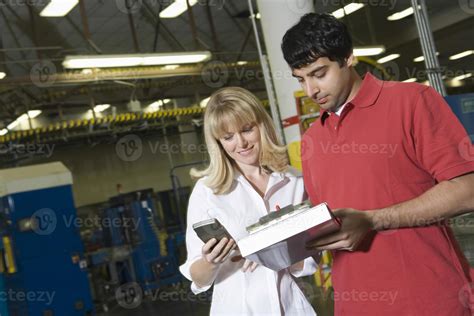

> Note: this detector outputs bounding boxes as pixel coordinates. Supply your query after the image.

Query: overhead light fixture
[6,110,42,131]
[237,61,248,66]
[387,6,419,21]
[332,3,365,19]
[40,0,79,17]
[92,104,110,113]
[413,52,439,63]
[147,99,171,111]
[377,54,400,64]
[27,110,42,118]
[162,65,180,70]
[0,129,7,136]
[0,72,6,79]
[200,97,210,108]
[63,51,212,69]
[449,50,474,61]
[452,73,472,81]
[159,0,198,18]
[354,46,385,57]
[403,78,417,82]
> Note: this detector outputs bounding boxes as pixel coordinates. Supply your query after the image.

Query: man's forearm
[370,173,474,230]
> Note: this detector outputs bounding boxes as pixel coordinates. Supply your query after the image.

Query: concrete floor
[98,278,334,316]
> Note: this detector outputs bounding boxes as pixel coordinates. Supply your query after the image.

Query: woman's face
[219,122,261,168]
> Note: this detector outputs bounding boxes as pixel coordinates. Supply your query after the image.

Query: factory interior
[0,0,473,315]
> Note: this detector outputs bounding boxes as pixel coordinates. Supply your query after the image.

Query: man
[281,13,474,315]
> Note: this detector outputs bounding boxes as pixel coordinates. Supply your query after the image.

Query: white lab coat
[179,167,317,315]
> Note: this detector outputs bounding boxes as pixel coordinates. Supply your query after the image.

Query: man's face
[292,54,354,112]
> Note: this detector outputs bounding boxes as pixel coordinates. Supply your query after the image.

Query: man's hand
[306,208,374,251]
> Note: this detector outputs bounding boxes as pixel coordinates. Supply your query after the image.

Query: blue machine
[445,93,474,140]
[0,162,94,315]
[106,190,183,292]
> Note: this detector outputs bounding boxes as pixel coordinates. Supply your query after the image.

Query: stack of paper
[237,202,340,271]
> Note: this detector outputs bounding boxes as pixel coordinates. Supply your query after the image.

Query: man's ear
[346,53,355,67]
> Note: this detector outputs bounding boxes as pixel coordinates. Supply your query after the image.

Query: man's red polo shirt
[302,73,474,315]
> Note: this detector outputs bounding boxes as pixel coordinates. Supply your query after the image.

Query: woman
[179,87,317,315]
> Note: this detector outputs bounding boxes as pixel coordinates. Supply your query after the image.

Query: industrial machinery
[0,162,94,315]
[86,189,184,311]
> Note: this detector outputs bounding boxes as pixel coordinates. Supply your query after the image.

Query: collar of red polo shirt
[320,72,384,125]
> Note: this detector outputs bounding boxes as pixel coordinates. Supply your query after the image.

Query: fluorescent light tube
[63,52,212,69]
[449,50,474,60]
[452,73,472,81]
[163,65,180,70]
[332,3,365,19]
[148,99,171,111]
[0,72,6,79]
[354,46,385,57]
[93,104,110,113]
[413,52,439,63]
[387,6,417,21]
[377,54,400,64]
[200,97,210,108]
[0,129,7,136]
[28,110,42,118]
[402,78,417,82]
[40,0,79,17]
[160,0,198,18]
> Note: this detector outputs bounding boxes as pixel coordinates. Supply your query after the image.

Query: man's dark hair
[281,13,353,69]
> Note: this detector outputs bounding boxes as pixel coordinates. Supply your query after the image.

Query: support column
[256,0,314,146]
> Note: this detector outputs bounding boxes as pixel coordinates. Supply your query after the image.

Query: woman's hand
[202,237,236,264]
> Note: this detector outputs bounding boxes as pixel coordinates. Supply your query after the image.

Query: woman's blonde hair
[191,87,288,194]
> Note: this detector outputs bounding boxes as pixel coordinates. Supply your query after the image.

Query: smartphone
[192,218,232,243]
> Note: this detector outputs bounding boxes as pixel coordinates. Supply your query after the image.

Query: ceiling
[0,0,472,136]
